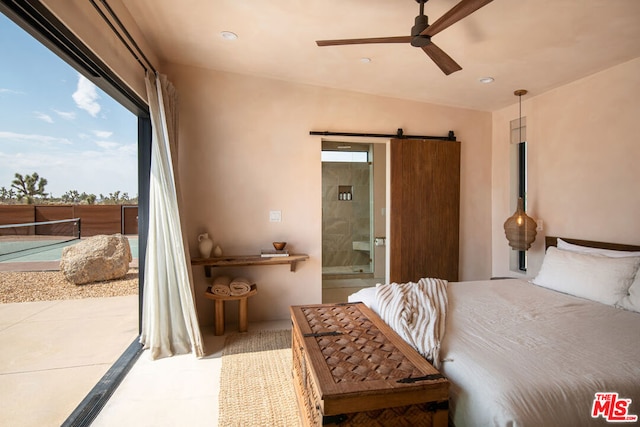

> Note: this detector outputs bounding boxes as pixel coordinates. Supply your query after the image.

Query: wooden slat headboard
[545,236,640,252]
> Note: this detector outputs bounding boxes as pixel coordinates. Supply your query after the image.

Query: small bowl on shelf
[273,241,287,251]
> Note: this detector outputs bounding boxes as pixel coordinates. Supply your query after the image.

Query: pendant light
[504,197,537,250]
[504,89,537,251]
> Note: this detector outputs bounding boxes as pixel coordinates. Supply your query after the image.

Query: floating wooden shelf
[191,254,309,277]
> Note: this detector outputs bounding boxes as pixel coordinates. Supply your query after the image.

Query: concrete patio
[0,294,138,426]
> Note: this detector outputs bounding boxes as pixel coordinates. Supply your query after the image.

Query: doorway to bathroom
[321,141,386,303]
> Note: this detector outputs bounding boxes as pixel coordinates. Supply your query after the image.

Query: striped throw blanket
[376,277,448,368]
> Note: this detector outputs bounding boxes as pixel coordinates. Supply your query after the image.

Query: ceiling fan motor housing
[411,15,431,46]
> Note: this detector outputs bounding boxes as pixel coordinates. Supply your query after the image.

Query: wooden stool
[204,284,258,335]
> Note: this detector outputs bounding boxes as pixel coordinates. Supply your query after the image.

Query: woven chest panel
[303,304,424,382]
[291,303,448,427]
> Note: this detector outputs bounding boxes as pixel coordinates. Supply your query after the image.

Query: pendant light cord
[519,94,522,143]
[514,89,527,143]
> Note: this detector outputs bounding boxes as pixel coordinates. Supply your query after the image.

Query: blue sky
[0,13,138,198]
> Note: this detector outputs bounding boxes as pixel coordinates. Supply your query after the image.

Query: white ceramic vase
[198,233,213,258]
[213,245,223,257]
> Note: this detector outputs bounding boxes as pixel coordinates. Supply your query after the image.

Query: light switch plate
[269,210,282,222]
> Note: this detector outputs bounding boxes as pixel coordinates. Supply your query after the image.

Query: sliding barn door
[390,138,460,283]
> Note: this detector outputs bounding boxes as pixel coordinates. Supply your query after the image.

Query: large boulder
[60,234,132,285]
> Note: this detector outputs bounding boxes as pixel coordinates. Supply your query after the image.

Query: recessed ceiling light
[220,31,238,40]
[360,57,372,63]
[479,77,495,84]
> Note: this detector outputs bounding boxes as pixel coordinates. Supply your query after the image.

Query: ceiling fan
[316,0,494,75]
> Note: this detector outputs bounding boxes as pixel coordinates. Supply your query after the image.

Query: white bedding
[348,279,640,426]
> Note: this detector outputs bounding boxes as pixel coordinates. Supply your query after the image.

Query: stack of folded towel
[211,276,231,296]
[210,276,254,297]
[229,277,253,296]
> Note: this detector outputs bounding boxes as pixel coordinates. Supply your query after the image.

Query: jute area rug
[218,329,302,427]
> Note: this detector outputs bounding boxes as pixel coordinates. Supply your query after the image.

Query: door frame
[320,136,391,284]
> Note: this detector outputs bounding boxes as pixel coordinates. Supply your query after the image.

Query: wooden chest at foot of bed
[290,303,449,427]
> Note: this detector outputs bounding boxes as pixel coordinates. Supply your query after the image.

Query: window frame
[0,1,150,425]
[510,116,528,272]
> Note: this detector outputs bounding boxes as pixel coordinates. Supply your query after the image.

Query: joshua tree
[11,172,48,204]
[0,186,17,203]
[61,190,98,204]
[61,190,82,203]
[84,193,97,204]
[99,190,130,204]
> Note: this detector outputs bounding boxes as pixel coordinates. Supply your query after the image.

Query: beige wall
[38,0,640,322]
[164,64,493,324]
[491,57,640,278]
[30,0,493,324]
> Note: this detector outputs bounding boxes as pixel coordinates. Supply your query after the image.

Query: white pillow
[532,247,640,306]
[557,238,640,258]
[616,273,640,313]
[347,286,379,314]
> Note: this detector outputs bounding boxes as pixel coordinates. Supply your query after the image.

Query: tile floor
[0,276,378,426]
[92,281,377,426]
[0,293,290,427]
[92,320,290,426]
[321,277,380,304]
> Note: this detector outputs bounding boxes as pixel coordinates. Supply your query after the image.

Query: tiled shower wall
[322,161,371,269]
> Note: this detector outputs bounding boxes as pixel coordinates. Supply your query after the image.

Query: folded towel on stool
[230,277,253,296]
[211,275,231,296]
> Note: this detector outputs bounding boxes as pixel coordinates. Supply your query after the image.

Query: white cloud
[93,130,113,139]
[0,131,72,145]
[72,75,101,117]
[95,141,119,149]
[0,88,24,95]
[34,111,54,123]
[54,110,76,120]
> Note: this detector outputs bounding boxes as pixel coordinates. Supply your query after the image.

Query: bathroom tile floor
[321,277,380,304]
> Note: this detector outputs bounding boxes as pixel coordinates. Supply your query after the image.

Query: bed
[348,237,640,426]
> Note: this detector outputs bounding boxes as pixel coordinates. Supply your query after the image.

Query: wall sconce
[504,197,537,250]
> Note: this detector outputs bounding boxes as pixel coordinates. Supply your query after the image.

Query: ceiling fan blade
[422,43,462,75]
[316,36,412,46]
[422,0,493,37]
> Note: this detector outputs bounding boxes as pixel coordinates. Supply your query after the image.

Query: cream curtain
[140,71,205,359]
